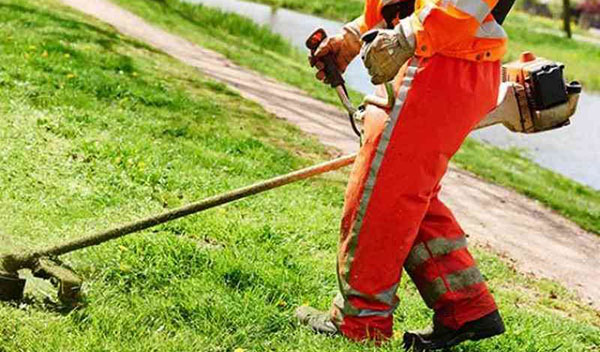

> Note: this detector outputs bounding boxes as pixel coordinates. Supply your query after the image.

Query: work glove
[310,22,362,84]
[361,21,415,85]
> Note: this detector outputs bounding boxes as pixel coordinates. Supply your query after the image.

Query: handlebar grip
[306,28,345,88]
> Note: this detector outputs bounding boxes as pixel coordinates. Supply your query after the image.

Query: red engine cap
[520,51,537,63]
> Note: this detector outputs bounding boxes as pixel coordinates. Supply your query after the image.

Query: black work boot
[295,306,339,335]
[403,310,505,351]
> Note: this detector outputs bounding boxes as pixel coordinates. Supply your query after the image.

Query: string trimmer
[0,29,581,305]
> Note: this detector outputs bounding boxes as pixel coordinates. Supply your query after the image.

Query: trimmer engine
[504,52,568,111]
[477,51,581,133]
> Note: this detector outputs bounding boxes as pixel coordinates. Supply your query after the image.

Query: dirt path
[61,0,600,309]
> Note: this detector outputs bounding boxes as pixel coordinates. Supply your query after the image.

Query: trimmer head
[0,271,26,301]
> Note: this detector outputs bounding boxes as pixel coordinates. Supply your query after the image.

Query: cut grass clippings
[0,0,598,351]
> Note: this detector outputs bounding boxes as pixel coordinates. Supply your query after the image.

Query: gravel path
[61,0,600,309]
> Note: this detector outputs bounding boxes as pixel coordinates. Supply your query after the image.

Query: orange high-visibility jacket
[355,0,507,61]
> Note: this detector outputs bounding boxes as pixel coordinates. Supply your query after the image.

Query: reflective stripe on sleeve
[418,4,435,22]
[453,0,490,23]
[400,17,416,49]
[421,0,490,24]
[475,20,507,39]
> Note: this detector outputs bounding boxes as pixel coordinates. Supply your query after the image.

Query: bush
[521,0,554,18]
[576,0,600,28]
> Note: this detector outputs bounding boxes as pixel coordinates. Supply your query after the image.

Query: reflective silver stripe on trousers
[342,58,420,284]
[475,20,507,39]
[404,236,468,272]
[357,306,396,318]
[338,278,399,307]
[333,292,396,318]
[336,59,420,319]
[374,282,400,307]
[419,267,486,307]
[447,266,485,291]
[420,277,447,308]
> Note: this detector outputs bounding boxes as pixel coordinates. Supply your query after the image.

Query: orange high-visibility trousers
[330,54,501,341]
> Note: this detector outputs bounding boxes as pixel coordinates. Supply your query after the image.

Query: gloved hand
[361,21,415,85]
[310,23,361,84]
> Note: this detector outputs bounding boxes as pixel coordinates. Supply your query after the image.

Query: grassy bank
[113,0,600,235]
[249,0,600,91]
[0,0,599,351]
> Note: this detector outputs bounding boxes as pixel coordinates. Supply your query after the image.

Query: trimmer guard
[0,272,26,301]
[33,258,82,305]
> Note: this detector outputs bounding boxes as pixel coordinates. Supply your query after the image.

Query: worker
[298,0,509,350]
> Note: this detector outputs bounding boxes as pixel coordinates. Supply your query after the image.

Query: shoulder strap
[491,0,516,24]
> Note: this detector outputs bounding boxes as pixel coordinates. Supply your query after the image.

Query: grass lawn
[247,0,600,92]
[0,0,599,351]
[113,0,600,236]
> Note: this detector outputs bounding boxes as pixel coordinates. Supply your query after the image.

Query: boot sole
[404,325,505,351]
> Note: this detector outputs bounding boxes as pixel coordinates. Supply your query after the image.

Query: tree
[563,0,573,38]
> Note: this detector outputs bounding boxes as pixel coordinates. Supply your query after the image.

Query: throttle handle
[305,28,345,88]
